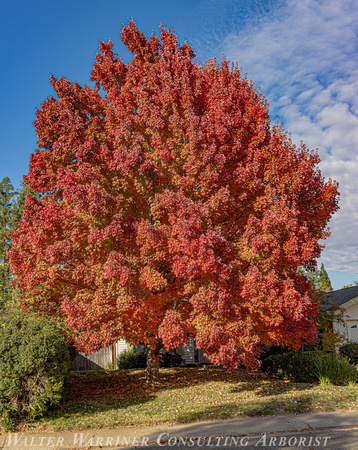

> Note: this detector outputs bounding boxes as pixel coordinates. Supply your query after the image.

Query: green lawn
[29,367,358,432]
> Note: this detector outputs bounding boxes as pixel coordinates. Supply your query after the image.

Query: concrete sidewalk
[0,410,357,449]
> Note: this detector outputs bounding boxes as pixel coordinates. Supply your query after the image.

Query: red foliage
[9,21,339,369]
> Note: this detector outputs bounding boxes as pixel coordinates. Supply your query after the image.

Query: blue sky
[1,0,357,289]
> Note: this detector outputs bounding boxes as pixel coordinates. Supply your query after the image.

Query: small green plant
[318,376,331,386]
[339,342,358,365]
[0,305,70,430]
[312,353,358,385]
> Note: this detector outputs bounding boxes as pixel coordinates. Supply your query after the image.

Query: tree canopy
[9,21,339,378]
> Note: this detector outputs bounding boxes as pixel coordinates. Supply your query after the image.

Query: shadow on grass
[46,394,156,422]
[63,367,318,402]
[54,368,316,412]
[230,378,317,397]
[64,367,238,404]
[39,367,328,431]
[172,392,317,423]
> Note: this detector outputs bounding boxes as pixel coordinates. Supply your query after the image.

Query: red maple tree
[9,21,339,383]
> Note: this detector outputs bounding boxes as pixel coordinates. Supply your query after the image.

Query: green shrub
[261,351,319,382]
[0,305,70,430]
[312,353,357,386]
[117,349,147,370]
[261,350,358,386]
[339,342,358,365]
[159,351,183,368]
[117,349,183,370]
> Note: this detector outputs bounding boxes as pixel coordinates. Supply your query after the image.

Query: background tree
[0,177,15,307]
[11,181,36,226]
[316,263,333,292]
[0,179,35,308]
[9,21,339,383]
[306,263,333,292]
[303,264,345,353]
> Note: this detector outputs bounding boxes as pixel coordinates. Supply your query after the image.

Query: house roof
[322,285,358,309]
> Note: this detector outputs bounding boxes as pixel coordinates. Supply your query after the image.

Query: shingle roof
[322,285,358,309]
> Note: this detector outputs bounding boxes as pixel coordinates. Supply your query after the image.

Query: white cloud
[222,0,358,272]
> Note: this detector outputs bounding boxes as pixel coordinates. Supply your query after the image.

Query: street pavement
[0,410,357,449]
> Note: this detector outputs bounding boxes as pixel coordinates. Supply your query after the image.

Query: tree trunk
[146,342,162,384]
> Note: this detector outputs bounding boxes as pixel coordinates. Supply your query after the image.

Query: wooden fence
[71,340,127,371]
